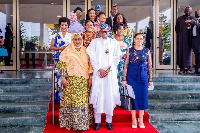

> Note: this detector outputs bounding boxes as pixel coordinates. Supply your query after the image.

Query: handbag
[148,82,154,90]
[0,47,8,57]
[119,85,134,111]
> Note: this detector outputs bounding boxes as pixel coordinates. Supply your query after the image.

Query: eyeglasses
[73,38,82,41]
[135,38,143,40]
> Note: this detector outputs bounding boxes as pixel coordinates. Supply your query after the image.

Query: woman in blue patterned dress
[50,17,72,103]
[122,33,152,129]
[112,23,131,94]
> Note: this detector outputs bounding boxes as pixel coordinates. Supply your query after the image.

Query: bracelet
[122,79,126,81]
[149,81,153,82]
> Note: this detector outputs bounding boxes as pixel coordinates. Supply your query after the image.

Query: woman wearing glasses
[56,33,93,131]
[122,33,152,129]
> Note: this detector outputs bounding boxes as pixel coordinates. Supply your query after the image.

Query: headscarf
[67,11,85,33]
[59,33,93,79]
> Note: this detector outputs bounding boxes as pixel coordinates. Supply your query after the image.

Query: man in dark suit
[186,9,200,74]
[106,5,118,29]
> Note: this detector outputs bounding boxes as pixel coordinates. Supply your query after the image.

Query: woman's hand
[148,82,152,87]
[122,54,127,59]
[61,46,66,50]
[62,77,68,88]
[88,77,92,87]
[122,81,127,88]
[0,38,4,45]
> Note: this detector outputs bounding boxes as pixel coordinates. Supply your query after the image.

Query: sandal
[178,70,184,74]
[186,71,191,74]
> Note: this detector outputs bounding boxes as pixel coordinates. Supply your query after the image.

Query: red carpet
[43,100,158,133]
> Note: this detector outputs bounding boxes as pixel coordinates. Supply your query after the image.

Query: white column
[40,23,44,48]
[5,4,12,24]
[136,21,140,33]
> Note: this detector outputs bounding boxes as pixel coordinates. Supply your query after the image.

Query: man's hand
[98,69,107,78]
[185,20,191,23]
[104,67,111,77]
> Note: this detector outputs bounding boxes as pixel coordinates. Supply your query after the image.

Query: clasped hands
[98,66,111,78]
[185,19,192,23]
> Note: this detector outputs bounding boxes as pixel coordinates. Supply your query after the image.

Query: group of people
[176,6,200,74]
[51,4,152,131]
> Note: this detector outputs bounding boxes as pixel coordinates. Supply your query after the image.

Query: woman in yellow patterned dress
[56,33,93,130]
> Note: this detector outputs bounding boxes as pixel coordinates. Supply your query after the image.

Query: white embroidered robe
[86,37,121,116]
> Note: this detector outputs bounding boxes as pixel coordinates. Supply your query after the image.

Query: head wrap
[100,23,109,31]
[67,12,85,33]
[95,5,102,10]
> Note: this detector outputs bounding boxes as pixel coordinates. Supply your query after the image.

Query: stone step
[153,76,200,83]
[148,109,200,121]
[0,125,45,133]
[0,78,53,84]
[151,121,200,133]
[153,83,200,91]
[0,92,51,102]
[0,102,49,113]
[148,100,200,110]
[0,84,52,92]
[0,112,47,126]
[148,90,200,100]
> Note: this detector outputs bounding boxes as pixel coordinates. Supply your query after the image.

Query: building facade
[0,0,200,70]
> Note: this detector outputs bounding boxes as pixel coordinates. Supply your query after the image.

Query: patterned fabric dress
[56,40,93,130]
[82,31,99,47]
[112,36,132,95]
[123,25,134,44]
[0,45,5,66]
[78,19,85,25]
[54,33,69,103]
[127,46,150,110]
[111,25,133,45]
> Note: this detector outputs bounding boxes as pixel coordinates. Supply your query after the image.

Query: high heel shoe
[138,118,145,129]
[132,125,137,129]
[139,125,145,129]
[132,118,137,129]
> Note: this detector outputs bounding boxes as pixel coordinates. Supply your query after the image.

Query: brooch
[105,49,109,54]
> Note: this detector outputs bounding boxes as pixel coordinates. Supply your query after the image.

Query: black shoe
[94,123,100,130]
[0,71,3,73]
[106,122,113,130]
[193,71,200,76]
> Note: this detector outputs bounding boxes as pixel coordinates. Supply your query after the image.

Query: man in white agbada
[87,23,121,130]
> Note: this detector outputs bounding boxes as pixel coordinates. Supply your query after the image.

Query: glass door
[0,0,16,70]
[112,0,154,67]
[155,0,174,69]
